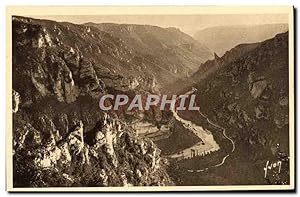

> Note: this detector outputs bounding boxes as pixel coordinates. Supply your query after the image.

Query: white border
[5,5,295,192]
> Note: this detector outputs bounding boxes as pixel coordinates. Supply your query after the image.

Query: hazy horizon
[25,14,288,36]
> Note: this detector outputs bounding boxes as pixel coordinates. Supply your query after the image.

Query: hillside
[194,24,288,56]
[181,32,290,185]
[191,43,260,82]
[163,42,260,94]
[13,16,213,100]
[12,16,175,187]
[87,23,213,74]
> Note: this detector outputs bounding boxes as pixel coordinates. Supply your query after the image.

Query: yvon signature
[264,160,282,178]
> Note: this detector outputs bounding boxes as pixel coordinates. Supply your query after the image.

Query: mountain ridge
[194,23,288,56]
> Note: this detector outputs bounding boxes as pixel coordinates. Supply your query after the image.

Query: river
[167,89,236,172]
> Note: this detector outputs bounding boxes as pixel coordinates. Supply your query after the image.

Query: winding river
[168,89,236,172]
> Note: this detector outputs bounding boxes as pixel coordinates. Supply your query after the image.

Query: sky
[27,14,288,36]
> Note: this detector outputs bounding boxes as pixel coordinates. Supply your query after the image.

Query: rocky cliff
[12,16,173,187]
[193,32,290,184]
[13,106,172,187]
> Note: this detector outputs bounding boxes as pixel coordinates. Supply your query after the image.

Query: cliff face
[193,32,290,184]
[13,108,172,187]
[12,16,212,104]
[12,16,173,187]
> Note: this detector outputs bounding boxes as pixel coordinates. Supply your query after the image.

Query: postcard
[6,6,295,192]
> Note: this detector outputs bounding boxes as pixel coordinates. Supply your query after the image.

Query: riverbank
[167,109,220,160]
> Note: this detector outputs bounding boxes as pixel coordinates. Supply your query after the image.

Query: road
[167,88,236,172]
[183,110,236,172]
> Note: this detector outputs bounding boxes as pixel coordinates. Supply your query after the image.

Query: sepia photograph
[6,6,295,192]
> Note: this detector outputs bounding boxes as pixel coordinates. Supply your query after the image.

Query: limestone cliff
[12,16,173,188]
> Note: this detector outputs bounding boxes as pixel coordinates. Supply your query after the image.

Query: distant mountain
[191,42,260,82]
[163,42,260,94]
[194,24,288,56]
[87,23,213,75]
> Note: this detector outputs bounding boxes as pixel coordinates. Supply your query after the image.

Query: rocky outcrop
[187,42,260,92]
[247,72,268,99]
[250,80,268,98]
[13,112,172,187]
[12,90,20,113]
